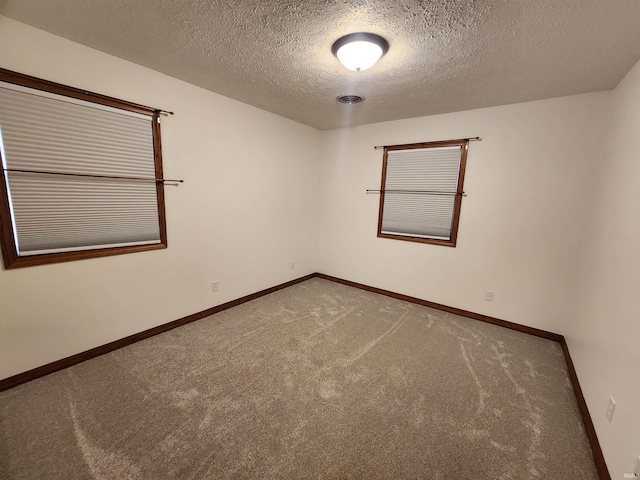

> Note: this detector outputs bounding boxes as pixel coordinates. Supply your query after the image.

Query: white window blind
[381,146,462,240]
[0,81,161,256]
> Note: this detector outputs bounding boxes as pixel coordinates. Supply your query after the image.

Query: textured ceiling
[1,0,639,130]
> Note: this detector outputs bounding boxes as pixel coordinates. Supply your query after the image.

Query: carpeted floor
[0,278,598,479]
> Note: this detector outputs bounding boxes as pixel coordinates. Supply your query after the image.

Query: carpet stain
[309,304,359,338]
[490,439,516,453]
[318,378,340,400]
[492,343,546,479]
[69,401,142,480]
[338,310,408,367]
[459,341,488,415]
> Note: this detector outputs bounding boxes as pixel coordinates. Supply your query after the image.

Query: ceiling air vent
[337,95,364,104]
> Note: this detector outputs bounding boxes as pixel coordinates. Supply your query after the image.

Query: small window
[0,69,167,269]
[377,139,469,247]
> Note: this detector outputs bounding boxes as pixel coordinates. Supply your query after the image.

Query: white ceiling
[1,0,639,130]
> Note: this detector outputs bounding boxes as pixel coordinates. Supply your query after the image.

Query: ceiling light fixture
[332,32,389,72]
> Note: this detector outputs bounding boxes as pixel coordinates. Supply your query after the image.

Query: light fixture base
[332,32,389,71]
[331,32,389,57]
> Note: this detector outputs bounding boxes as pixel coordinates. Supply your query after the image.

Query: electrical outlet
[211,281,219,293]
[290,261,295,270]
[484,291,494,302]
[606,396,616,422]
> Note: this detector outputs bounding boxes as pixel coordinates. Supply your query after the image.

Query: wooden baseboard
[0,271,610,479]
[316,273,563,342]
[559,338,611,480]
[0,273,316,392]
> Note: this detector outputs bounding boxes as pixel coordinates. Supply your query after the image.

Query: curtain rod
[366,189,466,197]
[373,136,481,150]
[3,168,183,186]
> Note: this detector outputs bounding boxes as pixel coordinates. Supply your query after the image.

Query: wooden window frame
[377,139,469,248]
[0,68,167,269]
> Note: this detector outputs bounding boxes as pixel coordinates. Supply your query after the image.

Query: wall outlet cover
[606,396,616,422]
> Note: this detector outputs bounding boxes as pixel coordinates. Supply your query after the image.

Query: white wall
[0,17,322,379]
[565,58,640,479]
[316,93,609,332]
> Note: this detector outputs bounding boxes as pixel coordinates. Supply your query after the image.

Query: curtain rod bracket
[158,179,184,186]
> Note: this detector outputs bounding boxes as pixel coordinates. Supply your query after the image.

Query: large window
[0,69,167,269]
[377,139,469,247]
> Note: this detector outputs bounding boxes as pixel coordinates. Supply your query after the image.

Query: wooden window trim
[377,139,469,248]
[0,68,167,269]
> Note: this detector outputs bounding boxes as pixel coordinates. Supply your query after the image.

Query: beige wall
[316,93,608,333]
[0,17,322,379]
[566,58,640,479]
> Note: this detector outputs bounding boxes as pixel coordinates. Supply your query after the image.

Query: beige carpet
[0,278,598,479]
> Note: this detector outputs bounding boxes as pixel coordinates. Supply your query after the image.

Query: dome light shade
[332,33,389,72]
